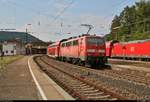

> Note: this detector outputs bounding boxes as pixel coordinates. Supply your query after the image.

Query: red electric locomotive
[47,34,107,67]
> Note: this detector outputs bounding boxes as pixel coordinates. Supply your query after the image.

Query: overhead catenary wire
[53,0,133,35]
[47,0,76,35]
[50,0,76,24]
[0,0,139,36]
[5,0,75,29]
[101,0,134,30]
[0,0,75,35]
[103,0,133,20]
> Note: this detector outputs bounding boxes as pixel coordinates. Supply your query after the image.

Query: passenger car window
[73,40,78,46]
[66,42,72,47]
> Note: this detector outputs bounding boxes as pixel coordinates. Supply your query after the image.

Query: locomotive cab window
[87,38,104,45]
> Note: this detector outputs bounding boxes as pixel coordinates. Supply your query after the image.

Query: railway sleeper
[71,86,91,90]
[71,86,91,89]
[79,87,95,91]
[87,95,111,100]
[81,89,99,93]
[108,98,118,100]
[84,92,104,96]
[94,97,118,100]
[78,85,91,88]
[71,84,87,87]
[70,81,84,84]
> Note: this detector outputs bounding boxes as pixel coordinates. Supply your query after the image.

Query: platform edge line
[28,56,47,100]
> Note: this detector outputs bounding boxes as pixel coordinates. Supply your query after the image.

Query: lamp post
[26,24,32,44]
[26,28,28,44]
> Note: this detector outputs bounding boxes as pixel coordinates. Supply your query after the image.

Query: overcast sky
[0,0,140,41]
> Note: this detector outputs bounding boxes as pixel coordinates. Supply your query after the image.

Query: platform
[0,56,74,100]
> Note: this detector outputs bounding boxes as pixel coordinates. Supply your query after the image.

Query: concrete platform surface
[0,56,40,100]
[0,56,74,100]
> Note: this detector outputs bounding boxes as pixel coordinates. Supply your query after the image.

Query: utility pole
[26,28,28,44]
[38,21,41,40]
[60,22,63,35]
[25,28,28,55]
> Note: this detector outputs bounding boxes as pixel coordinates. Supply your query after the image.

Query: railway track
[107,59,150,85]
[43,55,150,99]
[108,59,150,68]
[34,56,125,100]
[44,55,150,87]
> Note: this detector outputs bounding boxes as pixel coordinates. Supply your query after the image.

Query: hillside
[0,31,43,43]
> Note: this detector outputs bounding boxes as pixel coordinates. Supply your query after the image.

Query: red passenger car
[47,41,61,58]
[47,34,107,67]
[106,39,150,60]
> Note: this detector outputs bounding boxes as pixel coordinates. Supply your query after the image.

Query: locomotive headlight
[98,50,105,53]
[87,49,95,53]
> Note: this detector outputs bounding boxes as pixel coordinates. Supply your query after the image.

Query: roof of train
[48,34,103,47]
[107,39,150,45]
[121,39,150,44]
[61,34,103,43]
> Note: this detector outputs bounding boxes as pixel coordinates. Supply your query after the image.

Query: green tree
[106,0,150,41]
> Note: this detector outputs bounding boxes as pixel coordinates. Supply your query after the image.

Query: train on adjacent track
[47,34,108,67]
[106,39,150,61]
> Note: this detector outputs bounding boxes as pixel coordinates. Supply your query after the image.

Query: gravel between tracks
[109,59,150,69]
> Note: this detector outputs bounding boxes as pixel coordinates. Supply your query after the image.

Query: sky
[0,0,140,42]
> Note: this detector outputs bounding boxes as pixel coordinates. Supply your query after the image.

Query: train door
[79,38,85,61]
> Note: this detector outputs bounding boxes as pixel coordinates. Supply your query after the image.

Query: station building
[0,31,50,55]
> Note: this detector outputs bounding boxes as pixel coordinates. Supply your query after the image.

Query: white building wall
[3,43,17,56]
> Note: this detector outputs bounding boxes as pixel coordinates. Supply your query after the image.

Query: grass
[0,55,23,68]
